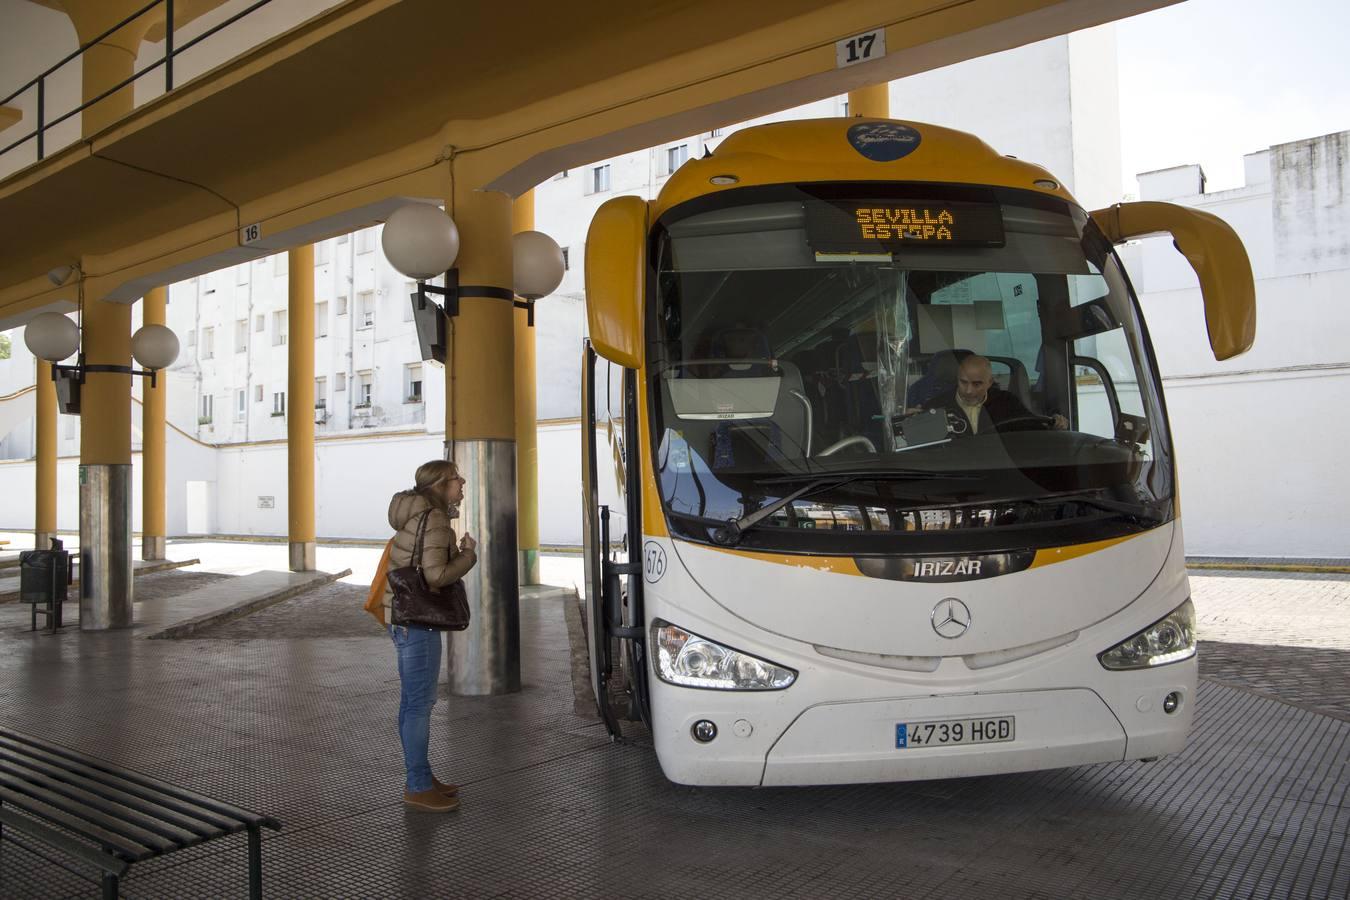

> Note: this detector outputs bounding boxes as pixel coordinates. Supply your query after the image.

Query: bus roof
[652,118,1076,221]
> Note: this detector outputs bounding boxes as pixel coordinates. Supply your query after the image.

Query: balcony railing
[1,0,280,165]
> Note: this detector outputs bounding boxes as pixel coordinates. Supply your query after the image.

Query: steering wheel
[817,435,877,457]
[997,414,1056,432]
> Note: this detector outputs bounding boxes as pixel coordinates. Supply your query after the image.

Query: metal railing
[0,0,278,163]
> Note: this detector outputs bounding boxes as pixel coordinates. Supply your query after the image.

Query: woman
[384,459,477,813]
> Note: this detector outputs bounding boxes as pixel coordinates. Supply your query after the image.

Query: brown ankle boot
[433,777,459,797]
[404,788,460,812]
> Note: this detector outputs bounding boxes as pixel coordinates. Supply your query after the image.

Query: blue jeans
[389,624,442,793]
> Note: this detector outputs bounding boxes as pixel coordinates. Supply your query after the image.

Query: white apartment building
[1121,130,1350,557]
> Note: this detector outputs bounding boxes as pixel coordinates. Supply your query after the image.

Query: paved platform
[0,571,1346,899]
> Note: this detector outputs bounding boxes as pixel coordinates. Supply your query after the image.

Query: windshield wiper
[711,470,978,546]
[1022,490,1167,524]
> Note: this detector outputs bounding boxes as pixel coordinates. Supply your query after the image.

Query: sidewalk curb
[1189,562,1350,575]
[145,568,352,639]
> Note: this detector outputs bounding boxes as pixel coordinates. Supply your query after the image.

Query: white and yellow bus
[580,118,1254,786]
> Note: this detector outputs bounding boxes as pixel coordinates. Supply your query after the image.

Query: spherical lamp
[381,203,460,280]
[131,324,180,370]
[513,230,565,300]
[23,312,80,362]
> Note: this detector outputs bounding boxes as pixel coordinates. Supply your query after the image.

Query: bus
[580,117,1254,786]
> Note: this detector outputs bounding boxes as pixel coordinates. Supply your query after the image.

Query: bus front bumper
[651,662,1195,786]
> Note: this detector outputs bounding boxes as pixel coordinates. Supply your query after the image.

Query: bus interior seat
[909,348,972,407]
[666,325,812,467]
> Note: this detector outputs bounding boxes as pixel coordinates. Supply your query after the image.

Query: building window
[273,253,288,276]
[272,391,286,417]
[358,291,375,329]
[336,372,347,392]
[405,363,423,403]
[235,389,246,421]
[553,169,569,181]
[315,376,327,409]
[272,310,288,345]
[561,247,570,271]
[710,127,723,138]
[666,144,688,175]
[235,319,248,353]
[337,233,349,245]
[356,229,375,254]
[254,384,263,402]
[336,295,349,316]
[237,264,250,285]
[254,313,264,333]
[316,242,331,266]
[187,329,196,347]
[590,164,610,194]
[201,326,214,360]
[199,394,213,424]
[316,301,329,338]
[356,372,373,408]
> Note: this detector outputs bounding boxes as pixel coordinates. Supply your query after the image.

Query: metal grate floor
[0,586,1346,899]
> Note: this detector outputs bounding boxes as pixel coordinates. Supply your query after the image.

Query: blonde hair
[414,459,458,496]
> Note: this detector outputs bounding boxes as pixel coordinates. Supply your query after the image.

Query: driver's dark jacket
[924,388,1037,437]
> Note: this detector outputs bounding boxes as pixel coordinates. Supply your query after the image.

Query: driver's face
[957,364,993,406]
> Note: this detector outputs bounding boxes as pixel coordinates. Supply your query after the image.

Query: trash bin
[19,538,72,631]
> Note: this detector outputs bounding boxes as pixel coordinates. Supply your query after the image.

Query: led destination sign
[805,199,1006,251]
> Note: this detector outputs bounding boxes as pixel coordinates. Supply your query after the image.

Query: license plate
[896,716,1015,748]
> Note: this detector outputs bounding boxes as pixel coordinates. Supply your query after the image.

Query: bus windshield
[648,184,1175,554]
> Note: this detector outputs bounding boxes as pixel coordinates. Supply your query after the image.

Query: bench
[0,729,282,899]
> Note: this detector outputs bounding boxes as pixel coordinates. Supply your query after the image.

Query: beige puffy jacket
[381,489,477,616]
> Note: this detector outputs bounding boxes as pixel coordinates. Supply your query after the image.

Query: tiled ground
[0,567,1346,899]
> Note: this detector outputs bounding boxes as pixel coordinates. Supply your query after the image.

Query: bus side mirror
[585,196,648,369]
[1090,201,1256,361]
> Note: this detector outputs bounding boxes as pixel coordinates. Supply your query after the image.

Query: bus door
[581,341,648,737]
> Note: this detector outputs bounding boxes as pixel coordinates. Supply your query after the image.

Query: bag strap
[411,509,433,573]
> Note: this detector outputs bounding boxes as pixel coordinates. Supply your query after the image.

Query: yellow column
[58,1,156,138]
[288,245,316,572]
[35,361,57,550]
[847,83,890,119]
[61,0,151,629]
[141,287,167,560]
[79,293,135,629]
[512,189,541,586]
[446,185,520,695]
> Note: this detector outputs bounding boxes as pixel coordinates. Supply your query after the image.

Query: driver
[925,355,1067,436]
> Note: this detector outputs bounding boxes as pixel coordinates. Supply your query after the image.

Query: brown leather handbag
[387,510,471,631]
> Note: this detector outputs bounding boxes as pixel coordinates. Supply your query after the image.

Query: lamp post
[381,202,564,695]
[24,312,180,414]
[23,310,180,629]
[382,205,565,341]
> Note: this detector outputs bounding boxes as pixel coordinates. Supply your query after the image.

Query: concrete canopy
[0,0,1178,324]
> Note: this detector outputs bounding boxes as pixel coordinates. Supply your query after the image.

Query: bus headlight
[652,620,797,690]
[1098,599,1196,670]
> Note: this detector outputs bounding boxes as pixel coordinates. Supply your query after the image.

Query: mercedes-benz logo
[931,598,972,639]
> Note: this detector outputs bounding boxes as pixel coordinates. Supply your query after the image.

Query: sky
[1116,0,1350,193]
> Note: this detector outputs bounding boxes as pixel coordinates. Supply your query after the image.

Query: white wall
[1125,130,1350,557]
[1163,370,1349,557]
[0,408,217,537]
